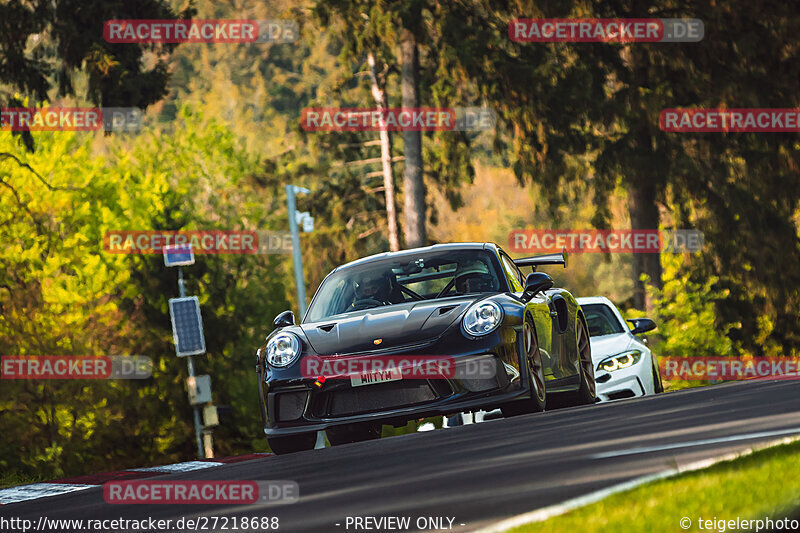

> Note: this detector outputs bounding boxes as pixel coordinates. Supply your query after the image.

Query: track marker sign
[169,296,206,356]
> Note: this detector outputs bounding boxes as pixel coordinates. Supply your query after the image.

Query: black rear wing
[513,247,567,270]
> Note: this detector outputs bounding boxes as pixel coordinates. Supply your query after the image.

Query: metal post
[178,266,186,298]
[180,266,205,458]
[286,185,324,447]
[203,429,214,458]
[286,185,307,318]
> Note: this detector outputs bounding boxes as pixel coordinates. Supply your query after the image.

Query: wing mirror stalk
[521,272,554,302]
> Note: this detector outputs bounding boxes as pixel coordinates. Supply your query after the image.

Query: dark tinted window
[306,250,503,322]
[582,303,625,337]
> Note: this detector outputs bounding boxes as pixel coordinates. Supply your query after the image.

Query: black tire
[653,360,664,393]
[326,423,382,445]
[549,316,597,409]
[483,409,503,421]
[573,316,597,405]
[267,432,317,455]
[446,413,464,427]
[502,317,546,417]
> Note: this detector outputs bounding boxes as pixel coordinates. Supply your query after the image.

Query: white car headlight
[597,350,642,373]
[462,301,503,337]
[266,332,302,367]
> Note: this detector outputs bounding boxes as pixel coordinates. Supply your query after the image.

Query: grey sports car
[256,242,596,454]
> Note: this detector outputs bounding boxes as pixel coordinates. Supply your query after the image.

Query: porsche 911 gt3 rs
[255,243,596,454]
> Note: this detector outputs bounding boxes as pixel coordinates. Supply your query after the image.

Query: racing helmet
[354,271,390,301]
[454,260,494,293]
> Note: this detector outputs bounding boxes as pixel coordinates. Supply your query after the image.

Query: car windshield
[305,249,504,322]
[582,303,626,336]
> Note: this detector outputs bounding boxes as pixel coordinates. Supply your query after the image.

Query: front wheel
[502,318,546,417]
[267,432,317,455]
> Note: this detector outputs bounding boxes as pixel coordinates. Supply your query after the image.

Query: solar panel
[169,296,206,356]
[163,243,195,267]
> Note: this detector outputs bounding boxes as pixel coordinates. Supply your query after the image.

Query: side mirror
[628,318,656,335]
[523,272,554,300]
[273,310,295,328]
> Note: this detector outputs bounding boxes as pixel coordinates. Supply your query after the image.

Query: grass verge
[0,472,43,490]
[510,439,800,533]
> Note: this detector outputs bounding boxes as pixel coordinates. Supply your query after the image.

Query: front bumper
[594,357,649,401]
[258,327,530,436]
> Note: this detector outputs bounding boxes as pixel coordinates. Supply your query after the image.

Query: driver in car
[351,271,391,310]
[454,260,497,293]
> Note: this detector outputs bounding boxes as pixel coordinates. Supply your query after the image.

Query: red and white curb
[0,454,272,505]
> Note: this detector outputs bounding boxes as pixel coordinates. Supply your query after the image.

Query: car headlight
[266,332,302,367]
[597,350,642,373]
[462,301,503,337]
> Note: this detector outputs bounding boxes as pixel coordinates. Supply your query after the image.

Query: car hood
[299,295,484,354]
[589,333,637,362]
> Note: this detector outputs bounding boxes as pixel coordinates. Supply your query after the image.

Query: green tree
[0,0,193,150]
[431,0,800,355]
[0,106,291,477]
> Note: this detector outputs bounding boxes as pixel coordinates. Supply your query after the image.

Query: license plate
[350,368,402,387]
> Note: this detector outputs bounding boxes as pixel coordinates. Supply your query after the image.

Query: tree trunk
[400,29,426,249]
[367,51,400,252]
[628,41,662,314]
[629,179,662,313]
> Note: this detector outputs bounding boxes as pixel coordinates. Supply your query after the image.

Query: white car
[431,296,663,430]
[576,296,663,401]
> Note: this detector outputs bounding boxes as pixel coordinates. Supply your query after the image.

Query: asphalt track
[3,380,800,532]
